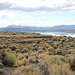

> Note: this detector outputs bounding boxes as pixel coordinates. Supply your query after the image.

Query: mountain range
[0,25,75,33]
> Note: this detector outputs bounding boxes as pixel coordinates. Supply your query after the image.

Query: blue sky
[0,0,75,27]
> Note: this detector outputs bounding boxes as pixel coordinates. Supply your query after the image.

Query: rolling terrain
[0,32,75,75]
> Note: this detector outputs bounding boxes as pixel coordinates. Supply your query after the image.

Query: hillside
[0,32,75,75]
[0,25,75,33]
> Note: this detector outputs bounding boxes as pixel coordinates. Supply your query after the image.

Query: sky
[0,0,75,28]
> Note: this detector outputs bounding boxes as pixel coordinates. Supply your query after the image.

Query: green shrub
[2,52,17,67]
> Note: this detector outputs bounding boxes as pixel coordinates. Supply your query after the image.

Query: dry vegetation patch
[0,32,75,75]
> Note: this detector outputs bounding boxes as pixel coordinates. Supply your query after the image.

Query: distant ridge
[52,25,75,29]
[0,25,75,33]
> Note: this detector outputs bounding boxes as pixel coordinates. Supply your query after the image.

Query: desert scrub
[29,56,38,63]
[15,53,22,57]
[23,71,41,75]
[69,57,75,71]
[11,45,17,51]
[38,55,74,75]
[4,48,11,52]
[21,48,28,53]
[48,63,72,75]
[56,49,65,55]
[16,49,21,53]
[38,49,44,54]
[12,65,41,75]
[2,52,17,67]
[68,49,75,54]
[16,57,27,67]
[42,55,65,65]
[0,54,1,59]
[65,57,70,63]
[48,47,56,55]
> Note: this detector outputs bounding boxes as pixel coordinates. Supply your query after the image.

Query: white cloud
[0,19,50,27]
[0,10,16,19]
[0,10,33,27]
[0,0,75,27]
[0,0,75,12]
[15,15,33,19]
[0,10,33,20]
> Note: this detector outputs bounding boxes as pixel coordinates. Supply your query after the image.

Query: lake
[37,32,75,37]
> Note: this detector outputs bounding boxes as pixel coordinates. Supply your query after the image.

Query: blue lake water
[37,32,75,37]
